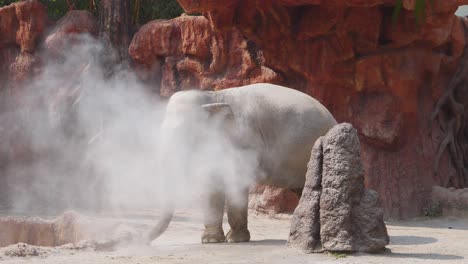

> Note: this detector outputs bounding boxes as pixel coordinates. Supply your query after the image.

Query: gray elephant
[149,83,337,244]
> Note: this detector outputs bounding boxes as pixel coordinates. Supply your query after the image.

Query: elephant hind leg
[226,188,250,243]
[202,190,226,243]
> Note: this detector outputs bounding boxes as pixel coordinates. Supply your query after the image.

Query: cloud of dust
[0,34,261,218]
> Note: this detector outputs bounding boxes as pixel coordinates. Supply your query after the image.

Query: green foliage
[0,0,19,7]
[0,0,184,23]
[0,0,77,19]
[391,0,404,25]
[329,252,348,259]
[423,201,442,217]
[1,0,435,28]
[392,0,435,25]
[44,0,98,20]
[135,0,184,24]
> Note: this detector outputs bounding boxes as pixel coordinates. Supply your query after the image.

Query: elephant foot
[226,228,250,243]
[201,229,226,243]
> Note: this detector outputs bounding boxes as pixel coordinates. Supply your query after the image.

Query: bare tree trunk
[100,0,131,66]
[431,21,468,188]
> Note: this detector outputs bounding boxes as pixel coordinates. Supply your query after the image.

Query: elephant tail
[148,207,175,243]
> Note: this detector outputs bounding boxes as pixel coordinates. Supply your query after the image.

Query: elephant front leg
[226,188,250,243]
[202,190,226,243]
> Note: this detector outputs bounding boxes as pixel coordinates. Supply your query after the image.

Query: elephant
[149,83,337,244]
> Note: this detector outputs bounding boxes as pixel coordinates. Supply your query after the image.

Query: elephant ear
[201,103,234,120]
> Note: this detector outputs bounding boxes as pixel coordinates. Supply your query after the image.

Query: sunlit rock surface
[432,186,468,217]
[44,10,98,56]
[1,0,468,219]
[163,0,468,218]
[129,15,282,96]
[249,185,300,215]
[288,123,389,253]
[0,211,136,249]
[0,3,101,212]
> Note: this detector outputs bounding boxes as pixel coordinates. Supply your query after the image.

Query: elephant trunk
[148,206,175,243]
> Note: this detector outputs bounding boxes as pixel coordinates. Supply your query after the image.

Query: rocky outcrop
[0,211,86,247]
[0,211,135,249]
[0,6,99,211]
[432,186,468,217]
[14,0,48,53]
[288,123,389,253]
[173,0,468,218]
[0,1,48,208]
[1,0,467,220]
[0,0,47,93]
[0,3,98,95]
[287,137,324,252]
[44,10,98,57]
[129,15,283,96]
[248,185,300,215]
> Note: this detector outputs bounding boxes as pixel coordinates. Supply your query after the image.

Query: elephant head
[148,95,237,243]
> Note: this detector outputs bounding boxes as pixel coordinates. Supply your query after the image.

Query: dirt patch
[0,211,86,247]
[0,211,140,249]
[1,243,52,257]
[1,212,467,264]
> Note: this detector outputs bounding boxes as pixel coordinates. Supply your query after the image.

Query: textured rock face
[129,15,282,96]
[432,186,468,217]
[248,185,300,214]
[320,123,366,251]
[287,137,323,253]
[0,7,99,211]
[0,4,18,49]
[0,0,47,90]
[0,0,466,220]
[0,1,48,204]
[44,10,98,56]
[173,0,468,218]
[288,123,389,253]
[0,211,86,247]
[14,0,47,53]
[0,211,134,248]
[0,4,97,91]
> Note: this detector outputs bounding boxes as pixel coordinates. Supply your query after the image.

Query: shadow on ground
[215,239,287,247]
[386,218,468,230]
[386,251,464,260]
[390,236,437,245]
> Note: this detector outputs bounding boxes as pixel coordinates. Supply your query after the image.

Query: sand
[0,212,467,264]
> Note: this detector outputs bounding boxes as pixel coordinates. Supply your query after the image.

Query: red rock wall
[0,1,98,210]
[128,15,283,96]
[0,0,98,102]
[0,0,47,207]
[130,0,468,218]
[0,0,47,100]
[1,0,468,219]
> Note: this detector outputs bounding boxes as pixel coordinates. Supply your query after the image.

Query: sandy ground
[0,211,467,264]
